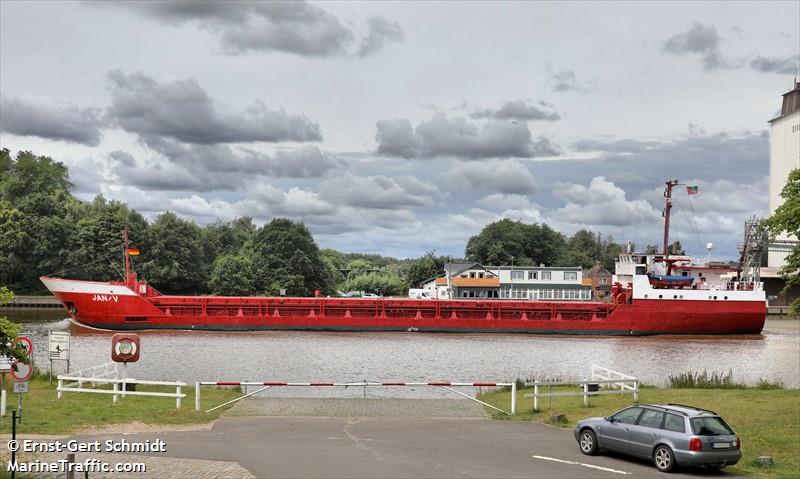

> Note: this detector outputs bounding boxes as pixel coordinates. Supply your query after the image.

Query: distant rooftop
[769,79,800,122]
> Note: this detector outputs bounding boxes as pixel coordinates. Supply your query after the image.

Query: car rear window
[637,409,665,429]
[691,417,734,436]
[664,414,685,433]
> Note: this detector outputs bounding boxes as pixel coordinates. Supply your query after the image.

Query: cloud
[448,159,538,195]
[552,176,660,226]
[96,1,401,58]
[470,100,561,121]
[639,178,769,215]
[358,16,404,57]
[0,94,103,146]
[548,69,590,92]
[662,22,738,70]
[375,113,559,159]
[750,55,800,74]
[106,70,321,145]
[319,173,439,209]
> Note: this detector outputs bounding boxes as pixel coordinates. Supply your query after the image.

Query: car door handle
[624,428,629,432]
[649,433,656,437]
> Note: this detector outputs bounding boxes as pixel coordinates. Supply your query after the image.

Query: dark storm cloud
[97,1,402,58]
[358,16,404,57]
[375,114,559,159]
[662,22,737,70]
[470,100,561,121]
[106,70,322,145]
[0,94,103,146]
[750,55,800,74]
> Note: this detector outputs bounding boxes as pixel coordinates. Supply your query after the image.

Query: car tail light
[689,437,703,451]
[736,437,741,450]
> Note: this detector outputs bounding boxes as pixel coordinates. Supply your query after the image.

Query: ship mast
[662,179,679,274]
[122,228,133,286]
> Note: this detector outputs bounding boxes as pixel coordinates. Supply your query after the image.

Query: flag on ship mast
[686,185,699,195]
[127,247,140,256]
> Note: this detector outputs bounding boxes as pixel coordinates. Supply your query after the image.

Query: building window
[529,271,537,280]
[511,271,524,280]
[541,271,552,281]
[478,272,484,278]
[564,272,577,281]
[601,278,607,285]
[470,272,475,278]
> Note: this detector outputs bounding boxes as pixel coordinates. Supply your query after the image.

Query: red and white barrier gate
[196,380,516,415]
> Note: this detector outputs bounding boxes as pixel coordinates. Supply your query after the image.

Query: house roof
[443,262,484,277]
[585,264,612,278]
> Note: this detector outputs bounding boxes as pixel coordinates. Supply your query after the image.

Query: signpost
[111,334,140,398]
[48,331,70,382]
[9,335,32,422]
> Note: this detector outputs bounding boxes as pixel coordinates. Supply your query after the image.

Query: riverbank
[478,386,800,478]
[0,375,240,435]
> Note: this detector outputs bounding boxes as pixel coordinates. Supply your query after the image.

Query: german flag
[127,248,140,256]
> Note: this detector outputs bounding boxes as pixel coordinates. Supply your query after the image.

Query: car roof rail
[665,403,718,415]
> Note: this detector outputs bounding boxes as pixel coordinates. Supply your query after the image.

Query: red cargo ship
[40,181,766,335]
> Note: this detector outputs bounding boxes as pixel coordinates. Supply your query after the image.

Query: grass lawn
[479,386,800,479]
[0,374,241,435]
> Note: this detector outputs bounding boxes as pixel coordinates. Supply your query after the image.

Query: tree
[406,251,449,288]
[209,254,255,296]
[341,272,405,296]
[765,168,800,315]
[0,287,31,364]
[465,219,565,266]
[247,219,332,296]
[137,212,206,293]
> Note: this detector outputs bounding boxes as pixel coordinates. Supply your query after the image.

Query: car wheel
[579,429,598,455]
[653,445,675,472]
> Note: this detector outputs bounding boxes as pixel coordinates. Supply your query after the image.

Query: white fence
[525,365,639,410]
[63,362,119,388]
[196,380,516,415]
[57,375,186,409]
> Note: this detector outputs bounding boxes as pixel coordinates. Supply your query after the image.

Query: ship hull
[41,277,766,335]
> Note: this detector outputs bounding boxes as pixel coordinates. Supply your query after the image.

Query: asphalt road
[72,416,743,479]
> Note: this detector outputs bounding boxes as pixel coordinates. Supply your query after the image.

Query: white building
[491,266,591,300]
[421,263,591,301]
[767,80,800,270]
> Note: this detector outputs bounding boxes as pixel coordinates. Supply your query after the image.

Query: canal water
[7,310,800,397]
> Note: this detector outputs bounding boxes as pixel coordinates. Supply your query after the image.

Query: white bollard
[57,379,63,400]
[511,382,517,415]
[533,383,539,411]
[633,380,639,401]
[585,381,592,406]
[113,382,118,403]
[195,381,200,411]
[1,389,6,416]
[176,385,182,409]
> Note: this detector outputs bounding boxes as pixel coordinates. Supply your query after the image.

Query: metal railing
[525,365,639,410]
[57,376,186,409]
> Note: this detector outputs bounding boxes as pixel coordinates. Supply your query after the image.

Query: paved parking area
[60,405,743,478]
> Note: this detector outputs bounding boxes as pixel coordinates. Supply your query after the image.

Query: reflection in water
[10,311,800,398]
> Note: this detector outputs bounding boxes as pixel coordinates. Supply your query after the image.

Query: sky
[1,1,798,260]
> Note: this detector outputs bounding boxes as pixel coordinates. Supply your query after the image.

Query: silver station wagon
[574,403,741,472]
